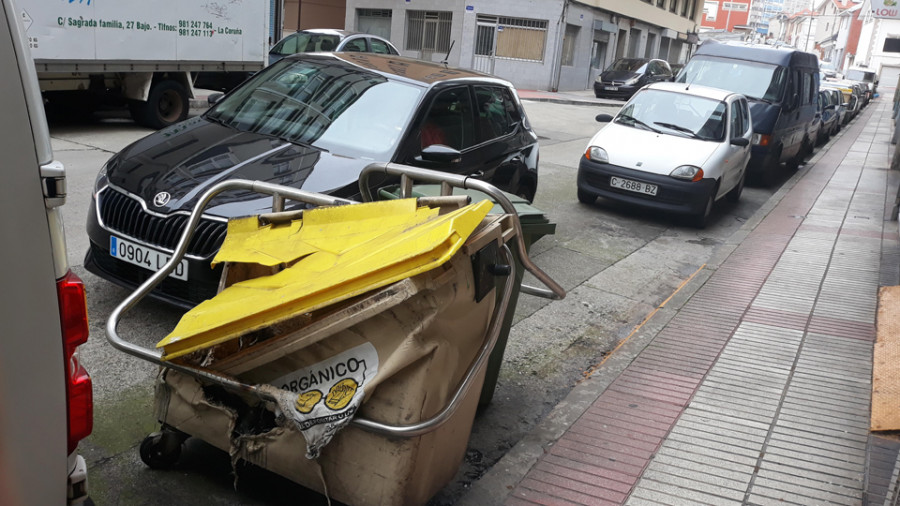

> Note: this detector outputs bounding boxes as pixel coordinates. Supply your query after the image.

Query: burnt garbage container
[377,185,556,405]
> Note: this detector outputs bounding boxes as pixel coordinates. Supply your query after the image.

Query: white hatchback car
[577,82,752,227]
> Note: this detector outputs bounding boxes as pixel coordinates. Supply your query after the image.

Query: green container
[377,185,556,405]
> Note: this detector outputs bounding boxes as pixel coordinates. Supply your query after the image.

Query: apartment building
[343,0,703,91]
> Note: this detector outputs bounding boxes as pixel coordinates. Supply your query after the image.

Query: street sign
[872,0,900,19]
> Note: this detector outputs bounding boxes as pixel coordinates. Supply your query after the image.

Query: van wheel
[787,140,807,171]
[130,80,189,129]
[758,147,782,187]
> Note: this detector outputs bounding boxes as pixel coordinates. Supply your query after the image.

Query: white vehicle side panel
[19,0,267,64]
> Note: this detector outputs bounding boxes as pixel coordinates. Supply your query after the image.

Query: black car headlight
[93,158,112,196]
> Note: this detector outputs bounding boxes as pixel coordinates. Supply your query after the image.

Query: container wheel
[139,431,184,469]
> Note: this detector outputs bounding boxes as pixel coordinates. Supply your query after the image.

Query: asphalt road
[49,102,789,505]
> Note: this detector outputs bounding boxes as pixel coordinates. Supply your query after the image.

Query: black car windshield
[270,32,342,55]
[205,58,423,160]
[618,89,728,141]
[607,59,649,73]
[676,55,786,103]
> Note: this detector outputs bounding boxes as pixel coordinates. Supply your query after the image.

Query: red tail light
[57,271,93,454]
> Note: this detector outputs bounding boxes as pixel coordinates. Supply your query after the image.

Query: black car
[593,58,673,99]
[85,52,539,307]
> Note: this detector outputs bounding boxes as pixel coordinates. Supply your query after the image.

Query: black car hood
[106,116,373,217]
[600,70,641,82]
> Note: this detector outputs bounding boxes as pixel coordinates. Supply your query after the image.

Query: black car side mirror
[595,113,613,122]
[730,137,750,147]
[208,93,224,106]
[419,144,462,164]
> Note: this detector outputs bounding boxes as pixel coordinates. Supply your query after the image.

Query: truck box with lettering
[16,0,270,128]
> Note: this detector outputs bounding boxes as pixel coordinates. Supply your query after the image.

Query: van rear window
[676,56,787,103]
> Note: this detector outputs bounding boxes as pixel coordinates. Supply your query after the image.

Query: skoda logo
[153,192,171,207]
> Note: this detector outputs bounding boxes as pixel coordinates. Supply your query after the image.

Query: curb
[521,96,622,108]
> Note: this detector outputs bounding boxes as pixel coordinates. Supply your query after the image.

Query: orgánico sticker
[272,342,379,458]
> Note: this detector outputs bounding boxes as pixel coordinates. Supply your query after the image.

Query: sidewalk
[461,95,900,505]
[516,89,623,108]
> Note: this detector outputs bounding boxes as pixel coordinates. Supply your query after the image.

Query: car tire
[130,80,189,129]
[787,139,808,171]
[692,190,715,229]
[515,183,536,203]
[726,171,745,203]
[577,187,595,204]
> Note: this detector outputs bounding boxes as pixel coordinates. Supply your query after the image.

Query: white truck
[17,0,269,128]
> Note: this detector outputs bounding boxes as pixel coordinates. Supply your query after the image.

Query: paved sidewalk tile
[499,97,900,505]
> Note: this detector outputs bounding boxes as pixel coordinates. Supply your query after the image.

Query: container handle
[359,162,566,300]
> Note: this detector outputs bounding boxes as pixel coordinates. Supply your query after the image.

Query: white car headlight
[670,165,704,181]
[585,146,609,163]
[624,77,640,86]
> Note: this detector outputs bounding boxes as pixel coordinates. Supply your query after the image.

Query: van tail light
[57,271,93,454]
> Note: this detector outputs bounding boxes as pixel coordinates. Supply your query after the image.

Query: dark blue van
[676,42,819,184]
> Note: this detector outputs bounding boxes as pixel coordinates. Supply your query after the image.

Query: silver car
[268,28,399,65]
[577,82,753,228]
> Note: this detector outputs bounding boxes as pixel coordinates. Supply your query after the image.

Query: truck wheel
[131,80,189,129]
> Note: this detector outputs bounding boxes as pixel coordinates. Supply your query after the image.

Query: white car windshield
[616,88,728,142]
[205,59,423,160]
[676,55,786,104]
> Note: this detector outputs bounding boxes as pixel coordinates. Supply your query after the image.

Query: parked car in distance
[0,0,92,503]
[577,82,752,228]
[85,52,539,307]
[594,58,673,99]
[845,67,878,98]
[814,89,839,145]
[676,41,819,185]
[824,88,847,127]
[822,80,860,123]
[268,29,398,65]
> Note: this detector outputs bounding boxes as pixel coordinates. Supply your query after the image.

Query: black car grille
[98,188,227,258]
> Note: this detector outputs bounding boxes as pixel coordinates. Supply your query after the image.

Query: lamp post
[725,0,733,31]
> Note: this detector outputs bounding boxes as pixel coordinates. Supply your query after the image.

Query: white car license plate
[604,86,618,91]
[109,236,188,281]
[610,176,658,196]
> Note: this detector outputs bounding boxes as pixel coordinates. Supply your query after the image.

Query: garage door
[879,65,900,92]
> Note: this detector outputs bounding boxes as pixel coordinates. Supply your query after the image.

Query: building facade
[343,0,704,91]
[701,0,752,31]
[855,0,900,88]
